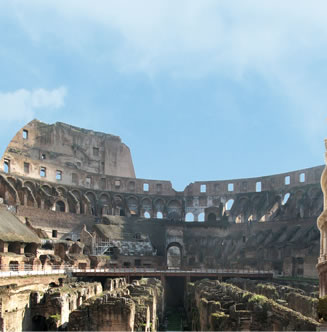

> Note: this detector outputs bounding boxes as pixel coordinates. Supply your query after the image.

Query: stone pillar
[320,231,324,257]
[0,241,8,253]
[20,243,26,255]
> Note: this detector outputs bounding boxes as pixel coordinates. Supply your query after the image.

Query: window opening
[85,176,91,186]
[156,183,162,193]
[24,162,30,174]
[115,180,121,188]
[282,193,290,205]
[3,159,10,173]
[198,212,205,222]
[226,199,234,210]
[40,167,46,177]
[157,211,163,219]
[144,211,150,219]
[200,184,206,193]
[23,129,28,139]
[285,176,290,185]
[228,183,234,192]
[52,230,58,238]
[56,170,62,180]
[56,201,65,212]
[299,173,305,183]
[41,154,46,160]
[143,183,149,192]
[185,212,194,222]
[256,181,262,192]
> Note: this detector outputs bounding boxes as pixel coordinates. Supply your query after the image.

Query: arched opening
[225,199,234,211]
[55,200,65,212]
[156,211,163,219]
[32,315,48,331]
[282,193,290,205]
[185,212,194,222]
[208,213,216,222]
[167,200,182,221]
[24,243,37,255]
[198,212,205,222]
[144,211,151,219]
[127,196,138,215]
[8,242,20,254]
[167,244,182,269]
[9,261,19,271]
[86,192,97,216]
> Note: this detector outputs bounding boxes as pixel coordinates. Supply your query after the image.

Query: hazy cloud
[0,87,67,122]
[2,1,327,141]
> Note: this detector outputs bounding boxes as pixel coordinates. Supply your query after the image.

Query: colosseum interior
[0,119,326,331]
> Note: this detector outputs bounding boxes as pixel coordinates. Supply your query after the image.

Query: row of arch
[0,174,323,222]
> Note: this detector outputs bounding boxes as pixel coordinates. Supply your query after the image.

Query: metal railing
[0,264,273,278]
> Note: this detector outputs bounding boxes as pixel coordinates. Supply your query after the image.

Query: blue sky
[0,1,327,191]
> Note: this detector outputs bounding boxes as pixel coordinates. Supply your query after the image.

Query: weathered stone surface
[186,279,320,331]
[68,278,163,332]
[228,278,319,320]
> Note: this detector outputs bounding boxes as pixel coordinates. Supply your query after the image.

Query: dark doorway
[165,276,185,307]
[32,315,48,331]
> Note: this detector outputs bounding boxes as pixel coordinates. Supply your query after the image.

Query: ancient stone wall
[0,275,64,332]
[186,279,320,331]
[227,278,318,320]
[30,279,102,329]
[68,278,163,331]
[1,119,135,181]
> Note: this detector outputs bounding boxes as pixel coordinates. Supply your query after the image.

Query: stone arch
[185,212,194,222]
[235,196,250,222]
[41,184,52,195]
[225,199,234,211]
[24,180,36,192]
[166,242,183,268]
[67,191,79,214]
[99,193,111,215]
[113,194,126,216]
[198,212,205,222]
[0,174,20,205]
[167,200,182,221]
[127,195,139,216]
[154,198,165,218]
[22,185,37,207]
[141,197,152,218]
[85,191,97,216]
[71,189,83,213]
[208,212,217,222]
[54,199,66,212]
[56,186,67,197]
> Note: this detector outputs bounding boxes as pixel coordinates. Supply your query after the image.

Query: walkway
[0,265,273,279]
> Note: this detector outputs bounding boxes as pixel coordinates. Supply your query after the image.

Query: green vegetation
[248,294,268,304]
[49,314,61,322]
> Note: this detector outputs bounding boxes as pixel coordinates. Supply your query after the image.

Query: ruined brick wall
[186,279,320,331]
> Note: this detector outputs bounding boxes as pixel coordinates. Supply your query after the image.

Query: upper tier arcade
[0,120,323,224]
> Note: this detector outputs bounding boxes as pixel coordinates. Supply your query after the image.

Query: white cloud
[2,1,327,141]
[0,87,67,122]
